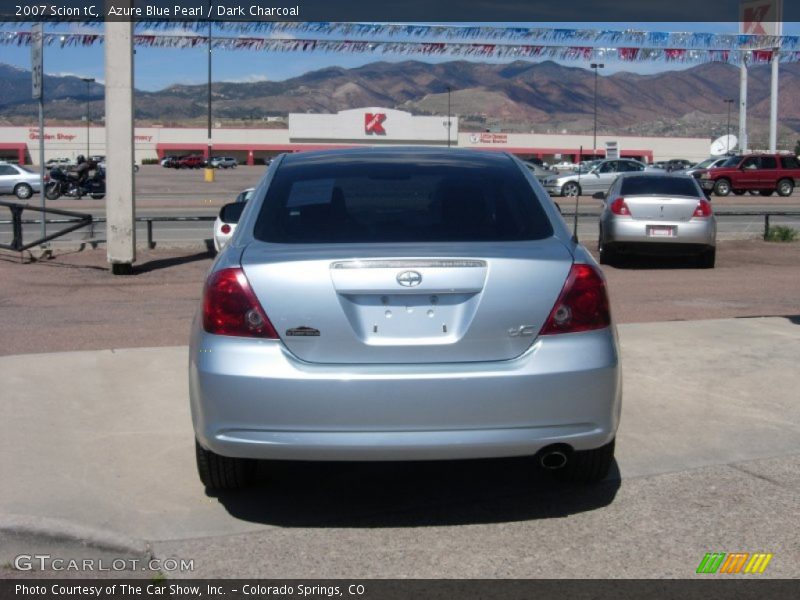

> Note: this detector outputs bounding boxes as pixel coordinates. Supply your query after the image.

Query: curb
[0,513,151,559]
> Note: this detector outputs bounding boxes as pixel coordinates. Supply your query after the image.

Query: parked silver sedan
[0,162,42,200]
[190,148,621,490]
[544,159,646,197]
[597,173,716,267]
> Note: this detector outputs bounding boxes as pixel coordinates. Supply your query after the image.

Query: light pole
[724,98,735,154]
[205,16,213,180]
[446,86,452,148]
[590,63,604,157]
[81,77,95,157]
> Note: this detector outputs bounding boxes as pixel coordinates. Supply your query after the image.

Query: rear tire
[776,179,794,197]
[195,440,256,491]
[598,239,617,266]
[697,248,716,269]
[555,439,615,483]
[713,179,731,197]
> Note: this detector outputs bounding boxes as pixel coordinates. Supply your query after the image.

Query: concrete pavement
[1,317,799,577]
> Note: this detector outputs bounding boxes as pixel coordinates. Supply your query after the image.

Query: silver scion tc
[190,148,621,490]
[597,173,716,267]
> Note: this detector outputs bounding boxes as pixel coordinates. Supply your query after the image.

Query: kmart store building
[0,107,711,166]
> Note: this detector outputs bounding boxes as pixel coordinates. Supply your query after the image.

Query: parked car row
[161,155,239,169]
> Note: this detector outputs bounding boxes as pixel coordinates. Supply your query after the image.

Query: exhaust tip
[539,449,568,470]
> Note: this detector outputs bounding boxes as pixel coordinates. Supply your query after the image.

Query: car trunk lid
[241,240,573,364]
[624,196,701,222]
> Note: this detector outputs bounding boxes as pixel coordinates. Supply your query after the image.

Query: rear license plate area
[647,225,676,238]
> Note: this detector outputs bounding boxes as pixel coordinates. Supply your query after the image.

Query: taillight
[540,264,611,335]
[693,198,712,218]
[220,223,232,234]
[202,267,278,338]
[609,197,631,216]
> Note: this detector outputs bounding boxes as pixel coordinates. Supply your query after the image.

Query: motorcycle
[45,167,106,200]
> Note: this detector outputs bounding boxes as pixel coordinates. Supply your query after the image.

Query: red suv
[699,153,799,197]
[176,155,206,169]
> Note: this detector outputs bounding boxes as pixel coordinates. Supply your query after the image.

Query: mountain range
[1,60,799,145]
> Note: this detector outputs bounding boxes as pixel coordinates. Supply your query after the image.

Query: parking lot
[2,165,800,249]
[1,163,799,580]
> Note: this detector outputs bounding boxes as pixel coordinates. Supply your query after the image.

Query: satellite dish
[710,134,738,156]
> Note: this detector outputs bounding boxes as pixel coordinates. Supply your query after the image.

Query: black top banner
[2,0,798,23]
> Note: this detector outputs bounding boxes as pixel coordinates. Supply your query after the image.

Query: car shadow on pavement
[209,457,621,528]
[603,255,702,270]
[134,249,213,274]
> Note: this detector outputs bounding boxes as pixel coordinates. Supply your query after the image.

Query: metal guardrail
[2,211,799,248]
[0,200,93,252]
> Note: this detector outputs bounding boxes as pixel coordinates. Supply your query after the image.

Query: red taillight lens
[220,223,232,234]
[693,198,713,218]
[540,264,611,335]
[609,197,631,216]
[202,268,278,338]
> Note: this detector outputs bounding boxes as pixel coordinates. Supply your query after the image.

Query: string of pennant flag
[2,29,799,65]
[79,21,800,51]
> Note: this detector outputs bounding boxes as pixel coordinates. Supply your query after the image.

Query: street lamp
[80,77,95,158]
[724,98,735,154]
[590,63,604,156]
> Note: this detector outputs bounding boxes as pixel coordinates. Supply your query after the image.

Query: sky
[1,21,799,90]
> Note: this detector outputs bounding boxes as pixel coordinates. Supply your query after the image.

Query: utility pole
[725,98,734,154]
[591,63,604,156]
[31,23,45,242]
[205,13,214,182]
[739,54,748,154]
[104,13,135,274]
[81,77,95,157]
[446,86,451,148]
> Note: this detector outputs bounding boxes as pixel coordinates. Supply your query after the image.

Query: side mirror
[592,192,606,200]
[219,202,246,224]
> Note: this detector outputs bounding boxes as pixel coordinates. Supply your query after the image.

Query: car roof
[616,171,695,179]
[279,146,517,167]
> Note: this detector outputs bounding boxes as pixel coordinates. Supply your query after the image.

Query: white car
[553,161,577,170]
[45,157,74,169]
[213,188,254,253]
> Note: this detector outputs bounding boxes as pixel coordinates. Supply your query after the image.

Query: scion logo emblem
[365,113,387,135]
[396,270,422,287]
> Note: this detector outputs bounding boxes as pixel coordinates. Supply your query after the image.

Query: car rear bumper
[603,217,716,248]
[189,327,622,461]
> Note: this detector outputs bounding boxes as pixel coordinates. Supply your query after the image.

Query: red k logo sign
[743,5,770,33]
[365,113,387,135]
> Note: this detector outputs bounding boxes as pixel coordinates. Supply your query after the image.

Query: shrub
[766,225,798,242]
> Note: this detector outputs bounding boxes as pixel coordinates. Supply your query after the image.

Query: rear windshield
[253,153,553,243]
[620,176,700,197]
